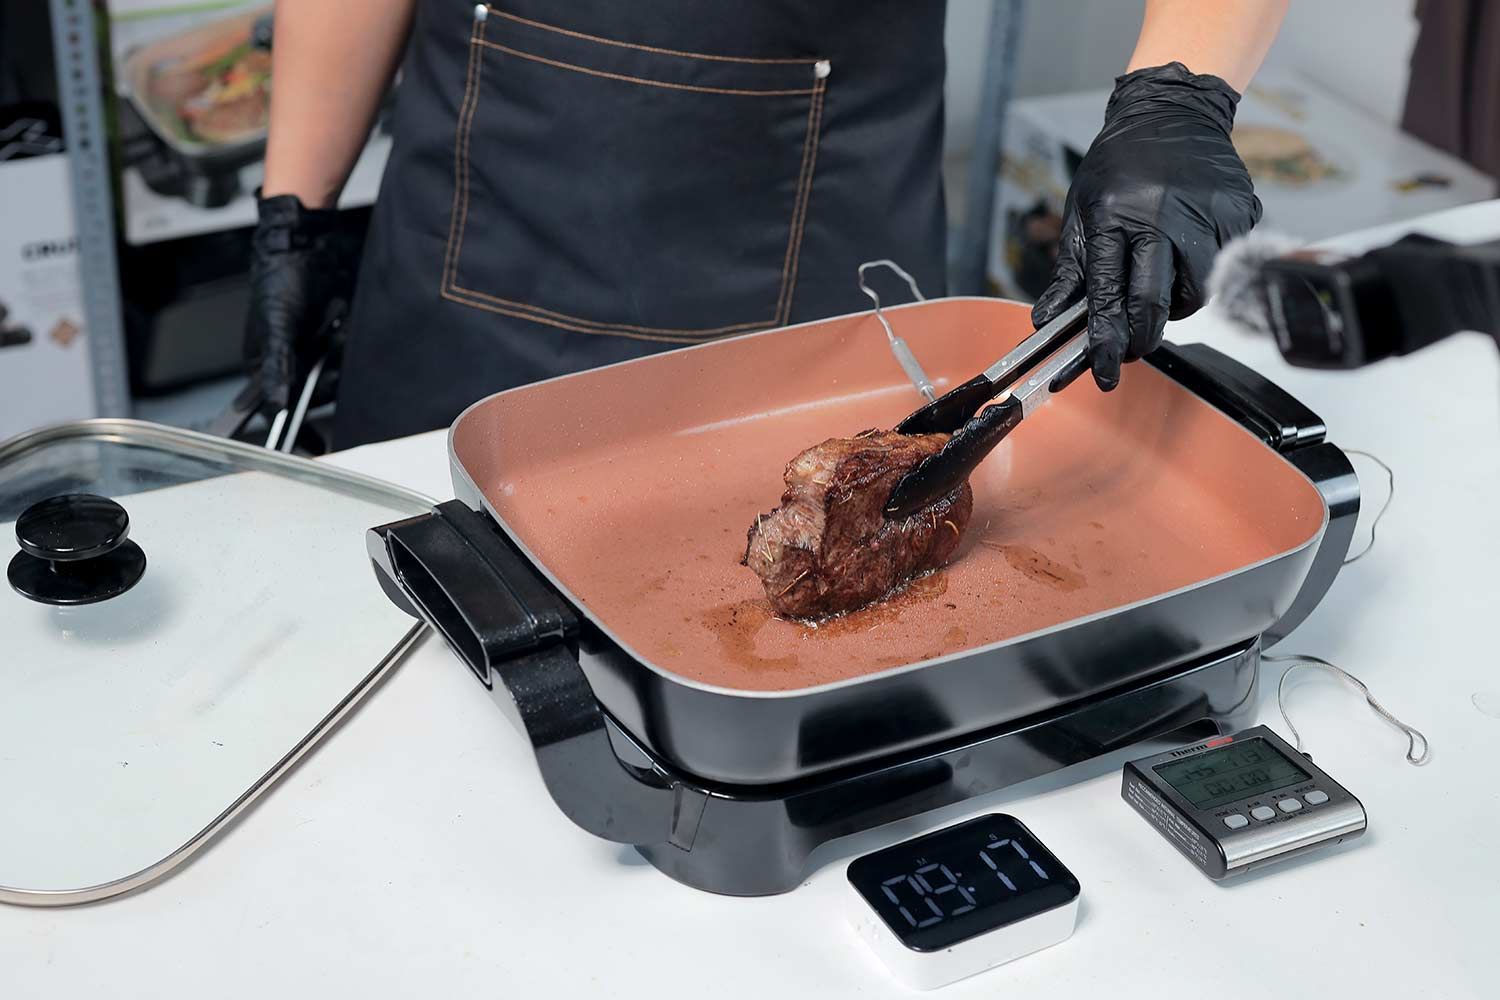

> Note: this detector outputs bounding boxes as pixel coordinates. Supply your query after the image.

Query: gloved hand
[243,191,355,411]
[1032,62,1262,390]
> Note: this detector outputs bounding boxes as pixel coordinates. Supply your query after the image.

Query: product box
[106,0,392,246]
[0,151,97,438]
[987,69,1498,301]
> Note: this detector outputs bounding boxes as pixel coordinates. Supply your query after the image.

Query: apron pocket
[442,5,829,343]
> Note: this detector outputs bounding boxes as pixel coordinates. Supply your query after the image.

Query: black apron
[334,0,949,447]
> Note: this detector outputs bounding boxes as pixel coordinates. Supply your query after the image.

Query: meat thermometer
[1121,725,1366,880]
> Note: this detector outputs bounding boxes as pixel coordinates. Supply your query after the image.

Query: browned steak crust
[743,430,973,620]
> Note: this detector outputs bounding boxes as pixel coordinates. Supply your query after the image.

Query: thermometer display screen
[847,814,1080,953]
[1152,737,1310,810]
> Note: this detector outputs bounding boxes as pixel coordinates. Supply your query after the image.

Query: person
[247,0,1286,448]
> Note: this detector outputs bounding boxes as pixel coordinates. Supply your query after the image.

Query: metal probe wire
[261,356,327,454]
[1266,652,1430,766]
[1341,449,1395,564]
[280,357,326,455]
[857,259,937,402]
[263,410,287,451]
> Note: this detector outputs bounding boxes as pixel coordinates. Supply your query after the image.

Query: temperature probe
[1122,725,1366,880]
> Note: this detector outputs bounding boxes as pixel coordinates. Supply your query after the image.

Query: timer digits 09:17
[847,814,1081,989]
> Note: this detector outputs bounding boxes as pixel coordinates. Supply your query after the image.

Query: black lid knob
[8,494,146,605]
[17,494,132,561]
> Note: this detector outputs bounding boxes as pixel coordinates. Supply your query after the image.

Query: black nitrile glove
[243,191,354,411]
[1032,62,1262,390]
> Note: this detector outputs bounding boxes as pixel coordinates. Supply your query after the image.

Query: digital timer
[1122,725,1366,880]
[846,814,1080,990]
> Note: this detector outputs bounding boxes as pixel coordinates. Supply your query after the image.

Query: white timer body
[844,814,1082,990]
[847,882,1079,989]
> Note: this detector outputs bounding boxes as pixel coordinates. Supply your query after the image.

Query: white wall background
[943,0,1421,162]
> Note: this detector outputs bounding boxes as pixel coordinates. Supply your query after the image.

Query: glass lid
[0,420,430,905]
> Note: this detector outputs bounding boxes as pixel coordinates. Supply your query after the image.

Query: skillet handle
[1147,342,1326,452]
[1148,343,1360,644]
[368,502,675,845]
[1265,443,1359,645]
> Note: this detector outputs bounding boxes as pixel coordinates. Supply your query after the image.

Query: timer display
[847,814,1080,953]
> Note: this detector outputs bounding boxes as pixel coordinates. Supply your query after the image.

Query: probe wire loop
[1342,449,1395,565]
[857,259,937,402]
[1267,653,1430,766]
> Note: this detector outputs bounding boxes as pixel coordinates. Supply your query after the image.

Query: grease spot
[639,572,672,596]
[791,572,952,639]
[986,542,1086,591]
[1473,691,1500,718]
[699,599,799,671]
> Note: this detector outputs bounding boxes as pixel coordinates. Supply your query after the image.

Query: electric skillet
[368,297,1359,895]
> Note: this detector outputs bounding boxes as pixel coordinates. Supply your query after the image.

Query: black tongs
[885,299,1090,517]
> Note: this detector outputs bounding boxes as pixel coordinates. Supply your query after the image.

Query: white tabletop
[5,204,1498,999]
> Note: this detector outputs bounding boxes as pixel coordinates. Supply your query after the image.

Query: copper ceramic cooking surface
[452,298,1326,692]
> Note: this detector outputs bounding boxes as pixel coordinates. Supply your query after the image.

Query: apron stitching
[444,13,488,299]
[772,74,818,323]
[447,283,774,335]
[778,76,828,326]
[474,40,818,97]
[455,25,485,282]
[438,288,747,343]
[773,73,826,326]
[443,15,817,340]
[445,35,790,338]
[484,6,819,66]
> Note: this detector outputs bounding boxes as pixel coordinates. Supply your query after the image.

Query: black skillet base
[630,638,1259,895]
[371,501,1263,897]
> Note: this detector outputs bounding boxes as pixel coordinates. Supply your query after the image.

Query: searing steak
[744,430,973,620]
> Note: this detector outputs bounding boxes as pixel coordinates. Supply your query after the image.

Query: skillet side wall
[449,299,1330,784]
[452,465,1320,785]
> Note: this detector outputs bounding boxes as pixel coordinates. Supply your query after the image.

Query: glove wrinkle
[1032,62,1260,387]
[244,192,356,411]
[1083,228,1129,391]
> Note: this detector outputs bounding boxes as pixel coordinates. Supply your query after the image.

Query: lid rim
[0,623,428,906]
[0,420,436,906]
[0,418,435,513]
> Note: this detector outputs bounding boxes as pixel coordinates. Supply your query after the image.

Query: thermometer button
[1250,805,1277,821]
[1277,798,1303,813]
[1304,790,1329,805]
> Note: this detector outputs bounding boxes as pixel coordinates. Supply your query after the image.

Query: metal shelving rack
[952,0,1025,296]
[48,0,131,418]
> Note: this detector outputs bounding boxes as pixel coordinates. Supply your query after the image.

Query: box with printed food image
[122,5,274,158]
[107,1,393,244]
